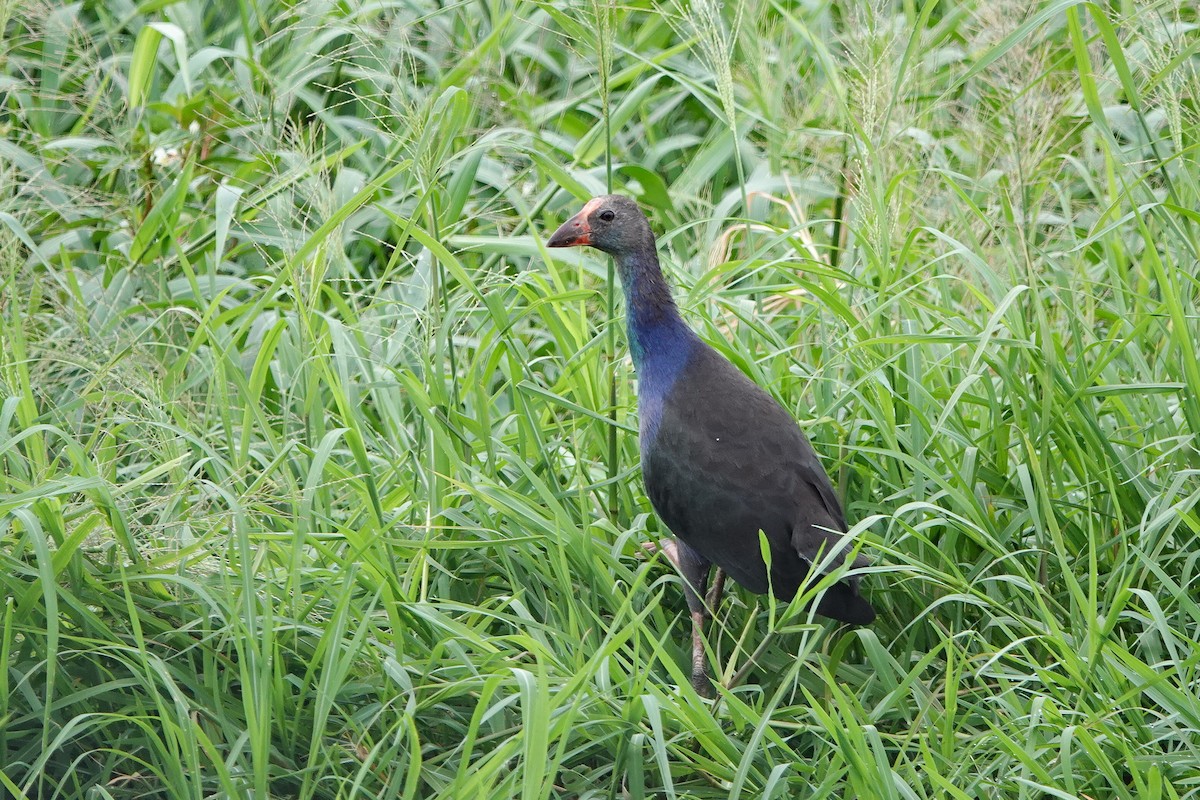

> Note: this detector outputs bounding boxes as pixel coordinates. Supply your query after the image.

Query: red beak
[547,210,592,247]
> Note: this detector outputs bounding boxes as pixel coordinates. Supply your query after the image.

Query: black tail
[815,580,876,625]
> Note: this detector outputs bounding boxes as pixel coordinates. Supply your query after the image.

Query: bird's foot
[640,539,682,570]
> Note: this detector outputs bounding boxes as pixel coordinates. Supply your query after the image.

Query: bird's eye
[598,209,615,222]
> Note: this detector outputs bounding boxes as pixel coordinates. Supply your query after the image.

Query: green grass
[1,0,1198,796]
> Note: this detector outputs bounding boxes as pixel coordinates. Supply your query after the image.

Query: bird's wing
[788,442,867,572]
[642,345,849,592]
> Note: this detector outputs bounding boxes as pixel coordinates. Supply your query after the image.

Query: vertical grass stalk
[593,0,620,520]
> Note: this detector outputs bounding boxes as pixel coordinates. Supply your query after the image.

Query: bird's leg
[673,540,714,697]
[643,537,717,696]
[689,610,709,696]
[705,567,726,613]
[694,568,725,696]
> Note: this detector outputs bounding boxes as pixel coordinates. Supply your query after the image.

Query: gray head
[546,195,656,257]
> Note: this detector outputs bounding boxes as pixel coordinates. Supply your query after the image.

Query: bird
[546,194,875,696]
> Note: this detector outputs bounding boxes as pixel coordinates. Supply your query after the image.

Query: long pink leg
[643,539,726,696]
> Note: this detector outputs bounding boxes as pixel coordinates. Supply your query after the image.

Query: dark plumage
[547,194,874,695]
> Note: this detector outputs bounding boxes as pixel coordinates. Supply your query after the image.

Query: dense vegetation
[2,0,1198,797]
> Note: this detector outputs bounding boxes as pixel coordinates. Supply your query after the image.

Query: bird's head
[547,194,655,257]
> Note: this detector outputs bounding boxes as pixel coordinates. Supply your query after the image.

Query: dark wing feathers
[642,345,873,622]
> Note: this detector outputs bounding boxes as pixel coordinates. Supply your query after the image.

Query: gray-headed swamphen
[547,195,874,695]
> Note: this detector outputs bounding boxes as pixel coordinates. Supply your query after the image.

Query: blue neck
[617,249,693,370]
[616,248,696,442]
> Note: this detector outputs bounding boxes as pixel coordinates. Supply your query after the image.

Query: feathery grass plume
[587,0,615,145]
[965,0,1078,237]
[838,2,908,280]
[668,0,750,230]
[841,3,898,147]
[1125,2,1199,183]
